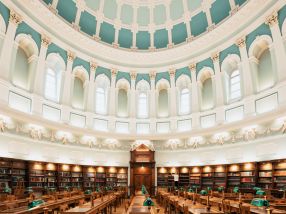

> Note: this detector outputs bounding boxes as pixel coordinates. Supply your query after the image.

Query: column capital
[149,71,156,80]
[211,52,220,62]
[130,71,137,80]
[265,11,278,27]
[90,61,97,71]
[67,51,75,62]
[9,10,22,25]
[188,63,197,71]
[236,36,246,48]
[41,34,51,47]
[168,68,176,77]
[111,68,118,77]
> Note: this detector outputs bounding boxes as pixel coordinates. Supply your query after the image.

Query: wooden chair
[78,199,85,206]
[222,200,231,214]
[183,205,189,214]
[239,205,250,214]
[59,204,68,214]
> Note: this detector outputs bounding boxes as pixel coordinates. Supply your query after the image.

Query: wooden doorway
[130,144,155,195]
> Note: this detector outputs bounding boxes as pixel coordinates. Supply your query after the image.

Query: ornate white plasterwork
[4,0,282,71]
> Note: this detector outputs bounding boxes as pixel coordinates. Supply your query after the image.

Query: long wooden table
[63,191,125,214]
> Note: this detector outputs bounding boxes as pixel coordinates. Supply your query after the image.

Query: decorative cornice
[9,10,22,25]
[265,11,278,27]
[67,51,75,61]
[41,34,51,47]
[236,37,246,48]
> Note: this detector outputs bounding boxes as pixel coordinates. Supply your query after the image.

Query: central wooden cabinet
[130,145,155,195]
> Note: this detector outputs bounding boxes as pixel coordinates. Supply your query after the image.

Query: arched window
[158,89,169,117]
[229,70,241,100]
[138,92,148,118]
[72,76,84,109]
[117,88,128,117]
[179,88,190,115]
[95,87,107,114]
[44,55,64,102]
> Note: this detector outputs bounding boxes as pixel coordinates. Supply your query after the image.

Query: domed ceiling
[42,0,247,51]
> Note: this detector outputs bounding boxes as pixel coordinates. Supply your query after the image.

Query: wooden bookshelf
[83,166,96,190]
[96,167,106,187]
[201,166,213,189]
[213,165,227,188]
[273,161,286,189]
[157,167,168,187]
[227,164,241,187]
[240,163,256,188]
[117,168,128,187]
[179,167,189,187]
[71,165,83,189]
[258,162,273,189]
[28,162,45,191]
[190,167,201,187]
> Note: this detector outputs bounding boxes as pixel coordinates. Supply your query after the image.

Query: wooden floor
[113,198,164,214]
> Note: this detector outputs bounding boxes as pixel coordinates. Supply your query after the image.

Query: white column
[149,29,155,50]
[113,26,120,48]
[236,37,254,97]
[165,1,174,48]
[130,71,136,118]
[266,12,286,83]
[182,0,192,40]
[86,62,96,112]
[0,10,22,81]
[73,1,84,30]
[169,69,177,131]
[150,71,156,133]
[149,5,155,50]
[190,64,200,128]
[61,51,75,106]
[212,52,224,106]
[109,68,117,115]
[131,6,138,50]
[201,0,213,30]
[33,35,51,96]
[49,0,59,13]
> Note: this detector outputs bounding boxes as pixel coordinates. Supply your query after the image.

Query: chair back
[240,205,250,214]
[222,200,231,213]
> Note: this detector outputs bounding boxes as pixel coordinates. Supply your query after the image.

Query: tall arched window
[138,92,148,118]
[95,87,107,114]
[44,55,64,102]
[72,76,84,109]
[179,88,190,115]
[229,70,241,100]
[117,88,128,117]
[158,88,169,117]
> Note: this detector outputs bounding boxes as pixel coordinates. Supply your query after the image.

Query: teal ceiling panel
[116,71,131,85]
[246,23,272,51]
[187,0,202,13]
[172,22,187,45]
[235,0,247,6]
[278,5,286,31]
[46,43,67,64]
[73,57,90,75]
[42,0,53,5]
[121,4,133,25]
[196,57,214,78]
[103,0,117,20]
[155,71,170,85]
[99,22,115,44]
[84,0,100,12]
[190,11,208,37]
[57,0,77,24]
[118,28,133,49]
[175,67,191,82]
[219,44,240,64]
[210,0,231,25]
[0,1,9,30]
[95,66,111,82]
[16,22,41,52]
[136,31,150,50]
[154,29,168,49]
[137,7,150,26]
[79,11,96,36]
[136,73,150,86]
[170,0,183,20]
[154,5,166,25]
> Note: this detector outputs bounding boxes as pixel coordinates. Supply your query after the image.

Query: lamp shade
[3,187,11,194]
[256,190,266,196]
[251,198,269,207]
[233,187,239,193]
[188,188,194,193]
[200,190,208,195]
[143,197,154,206]
[85,189,92,195]
[217,186,224,192]
[28,199,44,209]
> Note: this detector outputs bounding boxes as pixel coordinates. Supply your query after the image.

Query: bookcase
[117,168,128,187]
[201,166,213,189]
[179,167,189,187]
[45,163,57,188]
[213,166,227,188]
[189,167,201,187]
[96,167,106,187]
[71,166,83,189]
[240,163,256,188]
[227,164,241,187]
[157,167,168,187]
[106,167,117,187]
[83,166,96,190]
[28,163,45,190]
[258,162,273,189]
[273,161,286,189]
[58,164,71,190]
